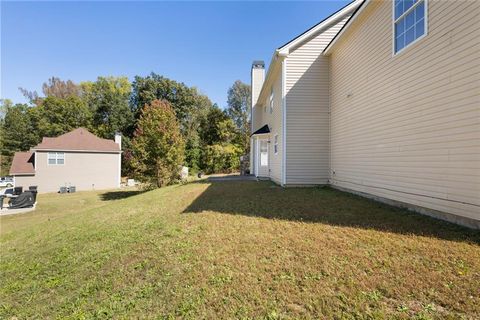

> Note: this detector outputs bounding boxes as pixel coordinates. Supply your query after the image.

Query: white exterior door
[256,138,269,177]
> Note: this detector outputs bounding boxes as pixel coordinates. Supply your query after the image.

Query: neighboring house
[10,128,122,193]
[250,0,480,228]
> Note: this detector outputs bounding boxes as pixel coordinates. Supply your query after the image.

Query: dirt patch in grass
[1,181,479,319]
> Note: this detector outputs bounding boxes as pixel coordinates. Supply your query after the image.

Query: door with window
[256,138,269,177]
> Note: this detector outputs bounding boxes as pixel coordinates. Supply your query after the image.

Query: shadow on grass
[99,190,144,201]
[183,180,480,244]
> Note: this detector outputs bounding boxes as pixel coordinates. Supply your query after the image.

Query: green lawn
[1,181,479,319]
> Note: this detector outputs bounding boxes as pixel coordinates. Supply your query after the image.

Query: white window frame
[392,0,428,56]
[269,87,274,114]
[47,152,65,165]
[274,134,278,155]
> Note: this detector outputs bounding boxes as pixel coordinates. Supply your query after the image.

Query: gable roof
[277,0,363,55]
[32,128,121,153]
[323,0,369,55]
[255,0,362,106]
[9,152,35,175]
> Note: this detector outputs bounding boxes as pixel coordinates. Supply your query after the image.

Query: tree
[202,144,242,174]
[226,80,251,153]
[0,101,39,175]
[130,99,185,188]
[130,73,197,124]
[30,96,93,138]
[200,105,237,146]
[131,73,214,170]
[20,77,81,104]
[81,76,133,139]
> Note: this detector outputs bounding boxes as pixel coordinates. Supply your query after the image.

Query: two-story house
[10,128,122,193]
[250,0,479,228]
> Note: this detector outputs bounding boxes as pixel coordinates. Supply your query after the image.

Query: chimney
[251,60,265,107]
[114,131,122,150]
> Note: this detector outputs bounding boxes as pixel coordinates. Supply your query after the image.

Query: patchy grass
[1,181,479,319]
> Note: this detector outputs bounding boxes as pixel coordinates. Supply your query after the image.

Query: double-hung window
[269,87,274,114]
[48,152,65,165]
[394,0,427,54]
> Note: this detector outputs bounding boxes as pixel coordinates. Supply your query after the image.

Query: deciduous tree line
[0,74,251,187]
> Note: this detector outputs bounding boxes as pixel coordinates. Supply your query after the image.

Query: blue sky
[1,1,349,108]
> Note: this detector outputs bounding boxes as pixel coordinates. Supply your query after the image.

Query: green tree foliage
[81,76,133,138]
[200,105,238,145]
[131,73,213,170]
[130,100,185,188]
[199,105,242,173]
[131,73,197,124]
[202,144,242,174]
[0,101,38,175]
[30,96,93,138]
[226,80,251,153]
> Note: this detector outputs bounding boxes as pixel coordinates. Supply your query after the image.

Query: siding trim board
[282,58,287,186]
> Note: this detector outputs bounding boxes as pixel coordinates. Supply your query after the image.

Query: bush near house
[202,143,242,174]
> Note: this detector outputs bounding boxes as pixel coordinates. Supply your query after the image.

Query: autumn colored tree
[131,99,185,188]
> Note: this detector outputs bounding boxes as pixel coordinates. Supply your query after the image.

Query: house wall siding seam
[284,16,350,185]
[329,0,480,220]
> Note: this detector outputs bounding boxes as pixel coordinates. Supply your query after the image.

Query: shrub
[202,143,242,174]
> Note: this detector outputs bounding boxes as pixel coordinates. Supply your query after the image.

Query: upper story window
[48,152,65,165]
[269,87,274,114]
[394,0,426,54]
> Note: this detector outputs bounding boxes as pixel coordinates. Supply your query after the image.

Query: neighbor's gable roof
[323,0,369,55]
[32,128,121,152]
[9,152,35,175]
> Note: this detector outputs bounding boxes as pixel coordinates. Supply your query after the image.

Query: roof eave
[255,51,284,106]
[278,0,363,55]
[10,172,35,176]
[255,0,362,107]
[32,148,122,153]
[323,0,369,55]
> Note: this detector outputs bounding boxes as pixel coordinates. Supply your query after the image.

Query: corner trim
[281,58,287,186]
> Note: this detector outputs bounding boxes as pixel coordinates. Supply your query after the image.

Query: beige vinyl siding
[268,72,283,184]
[252,104,264,133]
[254,68,284,184]
[13,175,37,190]
[329,0,480,220]
[19,151,121,193]
[284,17,349,185]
